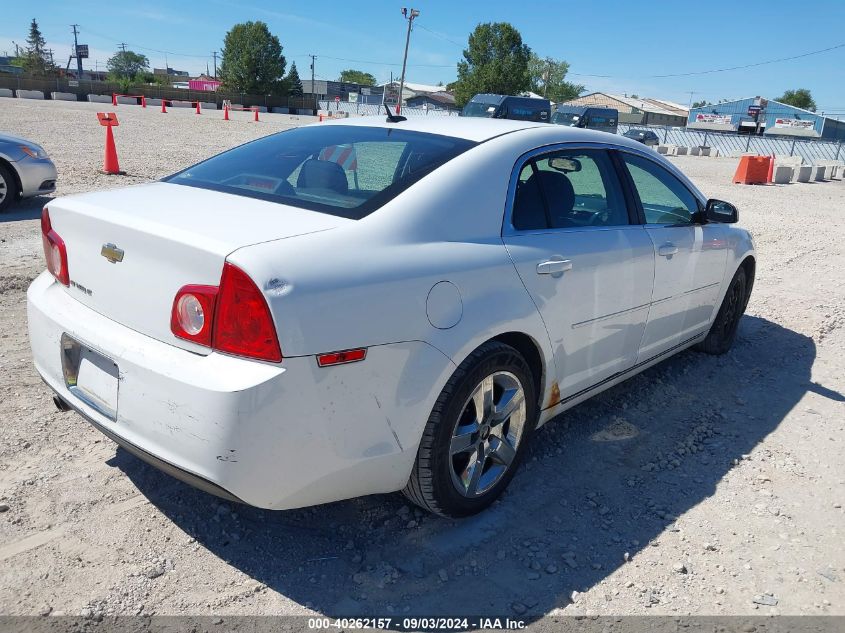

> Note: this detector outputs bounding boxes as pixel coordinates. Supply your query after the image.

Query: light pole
[397,7,419,114]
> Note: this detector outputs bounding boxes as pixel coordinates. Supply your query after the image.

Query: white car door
[618,152,728,360]
[502,147,655,402]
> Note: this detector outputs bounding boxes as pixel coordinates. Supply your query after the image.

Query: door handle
[658,243,679,257]
[537,259,573,275]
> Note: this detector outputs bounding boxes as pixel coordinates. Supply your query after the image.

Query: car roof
[318,115,557,143]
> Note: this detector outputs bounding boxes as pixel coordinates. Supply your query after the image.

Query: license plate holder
[61,333,119,421]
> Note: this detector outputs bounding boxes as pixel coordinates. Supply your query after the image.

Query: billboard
[695,113,732,125]
[76,44,89,59]
[773,118,814,130]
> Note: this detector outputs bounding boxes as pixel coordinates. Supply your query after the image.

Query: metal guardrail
[618,123,843,163]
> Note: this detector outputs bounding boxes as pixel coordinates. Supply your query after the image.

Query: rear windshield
[164,125,476,219]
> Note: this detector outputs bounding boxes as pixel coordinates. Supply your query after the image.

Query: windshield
[165,126,476,220]
[551,111,581,126]
[461,100,499,117]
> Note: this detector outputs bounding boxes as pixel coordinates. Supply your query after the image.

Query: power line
[569,42,845,79]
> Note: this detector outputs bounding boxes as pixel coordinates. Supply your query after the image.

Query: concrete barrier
[16,89,45,100]
[170,100,193,108]
[773,165,794,184]
[147,98,162,106]
[656,145,669,154]
[296,108,315,116]
[796,166,814,182]
[814,165,829,181]
[115,95,142,105]
[51,92,77,101]
[271,106,289,114]
[675,146,688,156]
[201,101,217,110]
[0,88,14,98]
[251,105,267,112]
[87,94,112,103]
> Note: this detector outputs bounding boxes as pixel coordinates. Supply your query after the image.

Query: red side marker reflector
[317,348,367,368]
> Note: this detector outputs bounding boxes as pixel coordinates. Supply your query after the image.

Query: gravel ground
[0,99,843,620]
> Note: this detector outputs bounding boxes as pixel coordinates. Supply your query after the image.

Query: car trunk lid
[47,182,346,354]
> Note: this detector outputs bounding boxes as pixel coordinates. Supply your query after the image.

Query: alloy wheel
[449,371,527,497]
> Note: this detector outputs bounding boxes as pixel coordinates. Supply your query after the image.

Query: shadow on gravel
[114,315,834,621]
[0,195,53,223]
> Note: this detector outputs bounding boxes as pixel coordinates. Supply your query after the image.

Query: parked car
[29,117,755,517]
[551,106,619,134]
[624,128,660,146]
[461,94,551,122]
[0,133,57,212]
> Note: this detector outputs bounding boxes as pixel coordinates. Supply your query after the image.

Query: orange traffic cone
[223,106,229,121]
[254,108,260,122]
[161,100,167,113]
[195,101,201,115]
[767,154,775,183]
[102,126,124,175]
[112,93,117,106]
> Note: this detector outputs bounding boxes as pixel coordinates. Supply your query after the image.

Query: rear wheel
[403,341,538,517]
[695,267,747,355]
[0,163,19,212]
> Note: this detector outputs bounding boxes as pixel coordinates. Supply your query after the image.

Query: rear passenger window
[512,149,629,230]
[512,163,547,230]
[621,153,699,224]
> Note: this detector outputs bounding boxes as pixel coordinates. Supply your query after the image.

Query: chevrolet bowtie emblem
[101,243,124,263]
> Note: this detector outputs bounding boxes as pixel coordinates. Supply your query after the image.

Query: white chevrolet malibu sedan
[28,116,755,517]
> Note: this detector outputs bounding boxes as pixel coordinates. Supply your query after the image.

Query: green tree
[219,21,286,94]
[287,62,303,96]
[21,19,53,76]
[338,69,376,86]
[777,88,816,112]
[107,50,149,78]
[527,53,584,103]
[454,22,531,107]
[691,100,711,109]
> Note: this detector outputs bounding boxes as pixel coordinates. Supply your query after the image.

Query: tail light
[170,263,282,363]
[170,285,217,347]
[41,208,69,286]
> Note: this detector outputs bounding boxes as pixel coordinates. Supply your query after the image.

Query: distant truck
[461,94,551,122]
[551,106,618,134]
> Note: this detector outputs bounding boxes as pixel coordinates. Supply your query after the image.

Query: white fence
[618,123,844,163]
[319,101,456,117]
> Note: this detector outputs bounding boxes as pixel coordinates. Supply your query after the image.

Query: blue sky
[3,0,844,114]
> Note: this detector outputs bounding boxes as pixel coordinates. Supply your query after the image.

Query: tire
[695,266,747,355]
[403,341,538,517]
[0,163,19,213]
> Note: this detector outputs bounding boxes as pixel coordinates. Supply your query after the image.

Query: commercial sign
[187,79,221,91]
[747,105,762,117]
[773,118,815,130]
[348,92,358,103]
[76,44,89,59]
[695,113,732,125]
[382,83,400,107]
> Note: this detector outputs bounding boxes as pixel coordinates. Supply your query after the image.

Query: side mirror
[704,198,738,223]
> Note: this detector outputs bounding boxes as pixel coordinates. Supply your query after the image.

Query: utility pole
[543,60,552,98]
[119,42,127,53]
[211,51,218,78]
[309,54,316,98]
[397,7,419,114]
[71,25,83,78]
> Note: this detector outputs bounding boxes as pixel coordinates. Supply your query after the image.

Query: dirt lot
[0,99,843,620]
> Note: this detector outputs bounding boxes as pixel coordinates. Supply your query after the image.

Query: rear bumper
[28,271,451,509]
